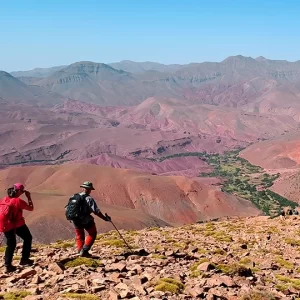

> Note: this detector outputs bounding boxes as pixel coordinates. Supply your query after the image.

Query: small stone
[108,290,119,300]
[6,276,17,284]
[108,272,121,283]
[105,263,127,272]
[115,282,129,290]
[24,296,43,300]
[19,268,37,279]
[164,250,174,256]
[151,291,165,297]
[185,285,204,298]
[197,262,215,272]
[120,290,133,298]
[48,262,65,274]
[260,261,272,270]
[131,275,147,295]
[31,275,42,284]
[91,285,105,293]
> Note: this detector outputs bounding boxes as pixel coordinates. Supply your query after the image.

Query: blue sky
[1,0,300,71]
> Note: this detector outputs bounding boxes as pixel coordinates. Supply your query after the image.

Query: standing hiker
[0,183,34,273]
[65,181,111,257]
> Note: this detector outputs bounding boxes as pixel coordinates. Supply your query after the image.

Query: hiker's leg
[82,221,97,251]
[4,229,16,267]
[74,222,85,252]
[16,225,32,260]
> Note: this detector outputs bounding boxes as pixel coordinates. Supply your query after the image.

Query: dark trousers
[73,220,97,251]
[4,224,32,267]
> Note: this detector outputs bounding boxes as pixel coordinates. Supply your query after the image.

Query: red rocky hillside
[0,215,300,299]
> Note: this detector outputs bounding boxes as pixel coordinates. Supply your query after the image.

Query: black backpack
[65,193,87,221]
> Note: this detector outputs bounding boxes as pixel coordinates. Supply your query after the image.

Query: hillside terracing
[1,216,300,299]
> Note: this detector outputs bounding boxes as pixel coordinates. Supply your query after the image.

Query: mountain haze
[0,71,63,105]
[109,60,183,73]
[4,55,300,108]
[11,65,67,78]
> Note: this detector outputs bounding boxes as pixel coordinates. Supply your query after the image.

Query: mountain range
[4,55,300,110]
[2,55,300,241]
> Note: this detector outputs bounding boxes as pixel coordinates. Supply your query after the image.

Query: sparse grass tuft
[197,248,208,254]
[147,227,161,231]
[172,242,186,249]
[151,254,167,259]
[272,249,282,255]
[101,239,125,248]
[154,278,184,294]
[0,291,31,300]
[154,245,163,251]
[53,241,74,249]
[241,290,276,300]
[239,257,252,266]
[95,233,106,240]
[64,257,101,268]
[275,257,294,269]
[190,258,210,271]
[275,284,290,293]
[126,230,140,236]
[216,263,252,276]
[266,226,280,234]
[285,238,300,246]
[204,230,233,242]
[63,293,99,299]
[275,274,300,290]
[212,248,226,255]
[190,270,203,278]
[166,238,176,243]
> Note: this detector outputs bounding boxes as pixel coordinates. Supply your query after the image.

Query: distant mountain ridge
[11,65,67,78]
[0,70,64,105]
[10,55,300,77]
[2,55,300,109]
[109,60,183,73]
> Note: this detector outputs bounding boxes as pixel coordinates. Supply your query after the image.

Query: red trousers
[74,221,97,251]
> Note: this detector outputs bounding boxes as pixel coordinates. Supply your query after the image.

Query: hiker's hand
[24,190,31,198]
[105,213,111,222]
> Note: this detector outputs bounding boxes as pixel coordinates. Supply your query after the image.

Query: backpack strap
[78,193,89,215]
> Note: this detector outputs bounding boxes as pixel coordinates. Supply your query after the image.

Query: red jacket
[2,196,33,231]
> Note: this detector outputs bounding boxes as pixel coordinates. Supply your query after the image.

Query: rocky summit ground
[1,216,300,299]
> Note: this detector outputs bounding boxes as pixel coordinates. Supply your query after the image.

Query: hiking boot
[19,259,34,266]
[79,249,92,257]
[5,265,17,273]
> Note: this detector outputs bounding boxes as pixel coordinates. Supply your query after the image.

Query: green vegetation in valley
[156,149,297,216]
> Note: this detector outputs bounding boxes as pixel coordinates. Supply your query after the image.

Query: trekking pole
[105,213,133,252]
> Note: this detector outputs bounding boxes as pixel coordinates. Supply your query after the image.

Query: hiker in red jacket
[0,183,34,273]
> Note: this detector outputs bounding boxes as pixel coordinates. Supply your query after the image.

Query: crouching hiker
[0,183,34,273]
[65,181,111,257]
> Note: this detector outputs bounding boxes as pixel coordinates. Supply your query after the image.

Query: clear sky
[1,0,300,71]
